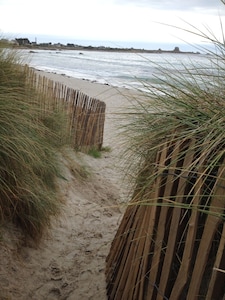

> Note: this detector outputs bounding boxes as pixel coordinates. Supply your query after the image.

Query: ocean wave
[21,49,210,91]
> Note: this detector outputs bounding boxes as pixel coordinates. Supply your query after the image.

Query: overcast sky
[0,0,225,48]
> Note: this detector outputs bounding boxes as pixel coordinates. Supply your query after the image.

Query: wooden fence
[25,67,106,152]
[106,137,225,299]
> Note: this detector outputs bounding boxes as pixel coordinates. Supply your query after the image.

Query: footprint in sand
[50,260,63,281]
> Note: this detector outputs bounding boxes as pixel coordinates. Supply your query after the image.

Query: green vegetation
[106,11,225,300]
[123,20,225,217]
[87,145,111,158]
[88,147,102,158]
[0,44,69,241]
[61,147,89,180]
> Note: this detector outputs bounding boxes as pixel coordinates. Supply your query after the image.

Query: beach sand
[0,72,141,299]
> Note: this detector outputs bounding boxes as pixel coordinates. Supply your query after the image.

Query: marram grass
[122,22,225,218]
[106,16,225,299]
[0,42,69,241]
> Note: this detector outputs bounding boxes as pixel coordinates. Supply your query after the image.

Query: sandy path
[0,73,139,299]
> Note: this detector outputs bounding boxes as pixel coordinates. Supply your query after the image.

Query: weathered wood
[187,165,225,299]
[110,206,142,299]
[146,141,180,299]
[169,165,204,298]
[24,67,105,151]
[106,136,225,299]
[206,222,225,299]
[156,140,196,300]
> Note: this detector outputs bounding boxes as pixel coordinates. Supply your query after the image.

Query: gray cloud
[114,0,224,12]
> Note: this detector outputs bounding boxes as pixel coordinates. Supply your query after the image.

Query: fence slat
[170,163,204,298]
[187,165,225,300]
[206,222,225,299]
[106,136,225,299]
[157,140,196,299]
[25,67,105,151]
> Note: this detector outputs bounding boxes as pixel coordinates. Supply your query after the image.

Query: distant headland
[7,38,201,54]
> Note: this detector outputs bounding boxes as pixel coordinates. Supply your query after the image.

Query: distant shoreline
[14,42,201,55]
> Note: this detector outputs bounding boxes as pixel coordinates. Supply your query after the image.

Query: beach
[35,70,141,146]
[0,71,140,300]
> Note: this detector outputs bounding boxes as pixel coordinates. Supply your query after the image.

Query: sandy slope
[0,73,138,300]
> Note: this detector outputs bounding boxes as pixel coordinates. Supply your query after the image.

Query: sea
[20,49,212,92]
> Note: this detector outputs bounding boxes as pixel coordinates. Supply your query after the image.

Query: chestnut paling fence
[26,67,106,151]
[106,137,225,299]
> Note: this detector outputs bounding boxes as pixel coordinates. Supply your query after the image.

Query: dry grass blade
[107,8,225,300]
[0,42,70,242]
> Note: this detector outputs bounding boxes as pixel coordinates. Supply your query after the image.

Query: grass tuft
[88,148,102,158]
[0,42,70,241]
[122,17,225,217]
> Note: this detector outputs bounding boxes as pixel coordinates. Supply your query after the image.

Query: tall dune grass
[122,17,225,217]
[106,10,225,299]
[0,43,68,241]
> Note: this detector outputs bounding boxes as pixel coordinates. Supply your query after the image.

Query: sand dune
[0,72,139,299]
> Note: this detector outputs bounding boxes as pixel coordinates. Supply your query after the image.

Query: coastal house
[15,38,30,46]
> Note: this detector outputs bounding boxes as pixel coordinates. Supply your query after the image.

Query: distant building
[39,42,52,47]
[98,46,107,50]
[67,43,75,47]
[173,46,180,53]
[15,38,30,46]
[53,43,63,47]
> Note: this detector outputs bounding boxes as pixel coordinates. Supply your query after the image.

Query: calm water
[21,49,211,91]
